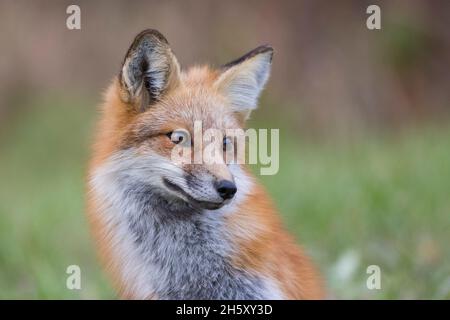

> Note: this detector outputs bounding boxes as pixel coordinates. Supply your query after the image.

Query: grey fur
[116,179,266,300]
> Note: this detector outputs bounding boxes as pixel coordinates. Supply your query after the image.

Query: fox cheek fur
[87,29,324,299]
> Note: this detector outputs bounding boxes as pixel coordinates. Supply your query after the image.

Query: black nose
[215,180,237,200]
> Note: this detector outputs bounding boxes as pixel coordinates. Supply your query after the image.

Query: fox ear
[119,29,181,112]
[214,46,273,120]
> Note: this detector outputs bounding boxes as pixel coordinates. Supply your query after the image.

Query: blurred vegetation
[0,97,113,298]
[257,119,450,299]
[0,97,449,299]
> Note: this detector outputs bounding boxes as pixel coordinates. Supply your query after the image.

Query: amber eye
[167,129,190,145]
[223,136,233,151]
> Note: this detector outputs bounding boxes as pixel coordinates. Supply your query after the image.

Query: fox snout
[163,175,237,210]
[173,164,237,210]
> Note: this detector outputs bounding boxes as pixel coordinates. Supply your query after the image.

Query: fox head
[93,29,273,212]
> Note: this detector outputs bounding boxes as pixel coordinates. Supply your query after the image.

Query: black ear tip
[221,45,274,70]
[131,29,169,48]
[257,44,274,54]
[257,45,274,61]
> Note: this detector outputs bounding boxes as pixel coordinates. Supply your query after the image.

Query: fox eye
[167,129,189,145]
[223,136,233,151]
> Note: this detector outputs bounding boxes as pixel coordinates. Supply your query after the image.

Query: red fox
[87,29,323,299]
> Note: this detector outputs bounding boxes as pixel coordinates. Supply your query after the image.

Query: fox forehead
[128,66,242,138]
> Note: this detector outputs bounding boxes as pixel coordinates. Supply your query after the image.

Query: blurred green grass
[0,97,449,299]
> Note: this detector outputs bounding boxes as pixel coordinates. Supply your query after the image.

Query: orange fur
[228,181,324,299]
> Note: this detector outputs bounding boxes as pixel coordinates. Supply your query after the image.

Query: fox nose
[215,180,237,200]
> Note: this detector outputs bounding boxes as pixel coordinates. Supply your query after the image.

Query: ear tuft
[120,29,181,111]
[214,45,273,120]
